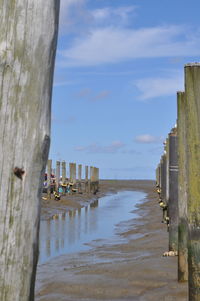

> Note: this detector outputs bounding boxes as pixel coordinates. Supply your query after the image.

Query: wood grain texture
[85,165,89,193]
[69,163,76,184]
[56,161,60,191]
[62,161,66,184]
[160,154,167,203]
[185,64,200,300]
[0,1,60,300]
[78,164,82,193]
[168,131,178,252]
[177,91,188,282]
[47,159,52,199]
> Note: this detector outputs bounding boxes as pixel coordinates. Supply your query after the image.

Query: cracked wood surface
[0,1,60,300]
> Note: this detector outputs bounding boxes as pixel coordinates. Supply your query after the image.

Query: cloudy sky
[50,0,200,179]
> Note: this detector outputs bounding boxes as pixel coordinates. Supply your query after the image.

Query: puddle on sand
[39,190,145,264]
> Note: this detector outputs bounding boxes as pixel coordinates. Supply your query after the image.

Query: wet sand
[36,180,188,301]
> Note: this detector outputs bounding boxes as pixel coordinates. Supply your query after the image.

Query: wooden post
[185,63,200,300]
[69,163,76,193]
[165,137,170,205]
[90,166,94,193]
[159,160,161,188]
[61,161,66,194]
[156,165,160,186]
[85,166,89,193]
[93,167,97,193]
[96,167,100,191]
[56,161,60,192]
[93,167,99,193]
[160,154,168,224]
[177,91,188,282]
[168,129,179,252]
[0,0,60,300]
[156,163,161,189]
[70,163,76,184]
[47,159,52,199]
[78,164,82,193]
[160,154,167,203]
[62,161,66,184]
[52,168,56,176]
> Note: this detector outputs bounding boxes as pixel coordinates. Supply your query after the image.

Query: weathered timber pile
[156,63,200,300]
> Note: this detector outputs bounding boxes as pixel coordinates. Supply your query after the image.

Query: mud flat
[36,180,188,301]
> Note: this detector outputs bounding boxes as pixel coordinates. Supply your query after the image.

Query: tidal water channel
[39,191,145,264]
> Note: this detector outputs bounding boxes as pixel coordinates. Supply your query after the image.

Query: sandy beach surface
[36,180,188,301]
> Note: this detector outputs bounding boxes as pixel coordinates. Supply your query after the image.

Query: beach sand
[36,180,188,301]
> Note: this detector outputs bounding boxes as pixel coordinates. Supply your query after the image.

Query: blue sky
[49,0,200,179]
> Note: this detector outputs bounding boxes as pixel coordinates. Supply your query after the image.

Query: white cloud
[135,135,163,144]
[114,6,136,20]
[59,25,200,67]
[60,0,83,9]
[92,8,110,21]
[133,71,184,100]
[59,0,89,34]
[59,1,136,34]
[91,6,136,25]
[75,88,111,101]
[75,141,125,153]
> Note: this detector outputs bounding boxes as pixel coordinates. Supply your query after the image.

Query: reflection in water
[90,199,99,209]
[45,220,51,257]
[39,191,145,264]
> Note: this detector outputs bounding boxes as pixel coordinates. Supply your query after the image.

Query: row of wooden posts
[46,160,100,197]
[156,63,200,300]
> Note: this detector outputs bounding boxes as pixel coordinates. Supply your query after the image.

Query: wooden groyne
[45,160,99,199]
[156,63,200,300]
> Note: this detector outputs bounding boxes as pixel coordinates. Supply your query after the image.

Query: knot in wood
[13,167,25,180]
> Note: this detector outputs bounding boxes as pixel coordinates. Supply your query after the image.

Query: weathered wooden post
[62,161,66,184]
[47,159,52,199]
[56,161,60,192]
[159,158,162,196]
[52,168,56,176]
[156,162,162,194]
[90,166,94,193]
[160,155,166,197]
[165,137,170,206]
[93,167,99,193]
[158,163,161,189]
[89,166,94,193]
[156,164,160,187]
[177,91,188,282]
[159,162,161,189]
[61,161,66,194]
[159,140,169,221]
[69,163,76,193]
[168,128,179,252]
[0,0,60,300]
[162,139,170,224]
[78,164,82,193]
[94,167,97,193]
[185,63,200,300]
[97,167,100,191]
[85,165,89,193]
[160,155,166,202]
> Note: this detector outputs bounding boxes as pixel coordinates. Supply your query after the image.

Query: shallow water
[39,190,145,264]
